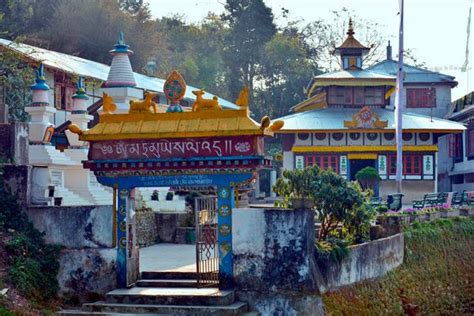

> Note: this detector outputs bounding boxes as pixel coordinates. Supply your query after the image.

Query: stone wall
[316,233,404,293]
[233,207,324,315]
[27,205,116,300]
[2,164,30,207]
[136,208,158,247]
[0,122,28,165]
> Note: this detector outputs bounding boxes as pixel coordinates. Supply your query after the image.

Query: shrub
[311,169,370,242]
[273,165,320,207]
[0,186,60,302]
[375,205,389,213]
[165,191,174,201]
[355,166,381,191]
[150,190,159,201]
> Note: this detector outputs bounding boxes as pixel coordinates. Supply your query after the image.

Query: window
[388,154,422,175]
[328,86,352,105]
[365,87,384,105]
[329,86,384,106]
[406,88,436,108]
[467,121,474,158]
[305,155,339,172]
[449,133,463,161]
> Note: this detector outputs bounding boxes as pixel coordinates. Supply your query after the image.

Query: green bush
[375,205,389,213]
[272,165,320,207]
[355,166,381,190]
[0,185,60,302]
[165,191,174,201]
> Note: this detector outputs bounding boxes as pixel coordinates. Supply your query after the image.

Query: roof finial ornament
[347,18,355,37]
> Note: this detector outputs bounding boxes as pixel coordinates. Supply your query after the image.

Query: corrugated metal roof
[367,59,457,86]
[0,38,239,109]
[315,69,395,80]
[275,107,465,132]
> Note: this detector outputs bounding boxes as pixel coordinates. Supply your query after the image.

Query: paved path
[140,243,196,272]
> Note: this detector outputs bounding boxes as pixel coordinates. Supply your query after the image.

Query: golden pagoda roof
[78,109,278,141]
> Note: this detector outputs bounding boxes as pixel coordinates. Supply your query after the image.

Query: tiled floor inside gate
[140,243,196,272]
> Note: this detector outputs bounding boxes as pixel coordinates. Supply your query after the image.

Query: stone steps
[54,186,92,206]
[72,186,113,205]
[82,301,248,315]
[105,287,235,306]
[136,278,198,288]
[141,271,198,280]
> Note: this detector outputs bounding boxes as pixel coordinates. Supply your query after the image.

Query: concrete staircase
[72,186,113,205]
[53,186,91,206]
[59,271,250,315]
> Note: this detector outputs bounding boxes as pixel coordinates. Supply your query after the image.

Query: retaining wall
[316,233,404,293]
[27,205,116,300]
[233,207,324,315]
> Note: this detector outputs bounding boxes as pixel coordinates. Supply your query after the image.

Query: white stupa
[101,32,142,113]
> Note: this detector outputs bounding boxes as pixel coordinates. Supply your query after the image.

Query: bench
[413,192,448,209]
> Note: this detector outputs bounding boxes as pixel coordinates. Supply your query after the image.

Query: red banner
[89,136,263,160]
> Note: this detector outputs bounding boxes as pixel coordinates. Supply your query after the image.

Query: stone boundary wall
[136,209,157,247]
[316,233,404,293]
[27,205,116,300]
[233,207,324,315]
[232,207,405,314]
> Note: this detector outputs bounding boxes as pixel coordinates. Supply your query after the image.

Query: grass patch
[322,217,474,315]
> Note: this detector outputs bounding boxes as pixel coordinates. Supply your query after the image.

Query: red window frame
[305,155,339,172]
[406,88,436,108]
[449,133,463,159]
[388,154,422,175]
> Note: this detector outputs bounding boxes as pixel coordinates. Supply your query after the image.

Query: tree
[154,14,229,98]
[221,0,277,102]
[355,166,381,191]
[257,31,317,118]
[0,44,35,122]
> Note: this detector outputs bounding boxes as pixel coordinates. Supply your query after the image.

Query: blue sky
[146,0,473,100]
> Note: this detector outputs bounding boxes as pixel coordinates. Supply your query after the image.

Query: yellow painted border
[292,145,438,153]
[347,153,378,159]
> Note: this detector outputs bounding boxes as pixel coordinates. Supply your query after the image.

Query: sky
[146,0,474,100]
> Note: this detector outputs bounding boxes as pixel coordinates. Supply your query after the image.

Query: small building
[275,20,465,203]
[438,91,474,192]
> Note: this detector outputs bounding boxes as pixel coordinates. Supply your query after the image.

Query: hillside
[323,217,474,315]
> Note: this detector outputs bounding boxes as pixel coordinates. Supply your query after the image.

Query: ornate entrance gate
[70,70,283,289]
[195,196,218,287]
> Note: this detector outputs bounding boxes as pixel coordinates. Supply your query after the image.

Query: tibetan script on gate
[89,136,263,160]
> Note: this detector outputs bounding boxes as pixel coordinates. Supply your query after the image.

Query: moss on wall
[322,217,474,315]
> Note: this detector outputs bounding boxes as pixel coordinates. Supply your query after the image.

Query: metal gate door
[195,196,219,287]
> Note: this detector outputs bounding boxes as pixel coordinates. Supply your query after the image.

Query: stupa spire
[106,32,137,87]
[72,77,89,113]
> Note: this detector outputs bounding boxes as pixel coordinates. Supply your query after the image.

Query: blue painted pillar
[217,186,234,290]
[116,187,130,288]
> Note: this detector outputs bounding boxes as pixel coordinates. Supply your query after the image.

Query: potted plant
[151,190,159,201]
[166,191,174,201]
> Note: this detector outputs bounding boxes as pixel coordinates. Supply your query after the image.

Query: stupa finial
[347,18,355,37]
